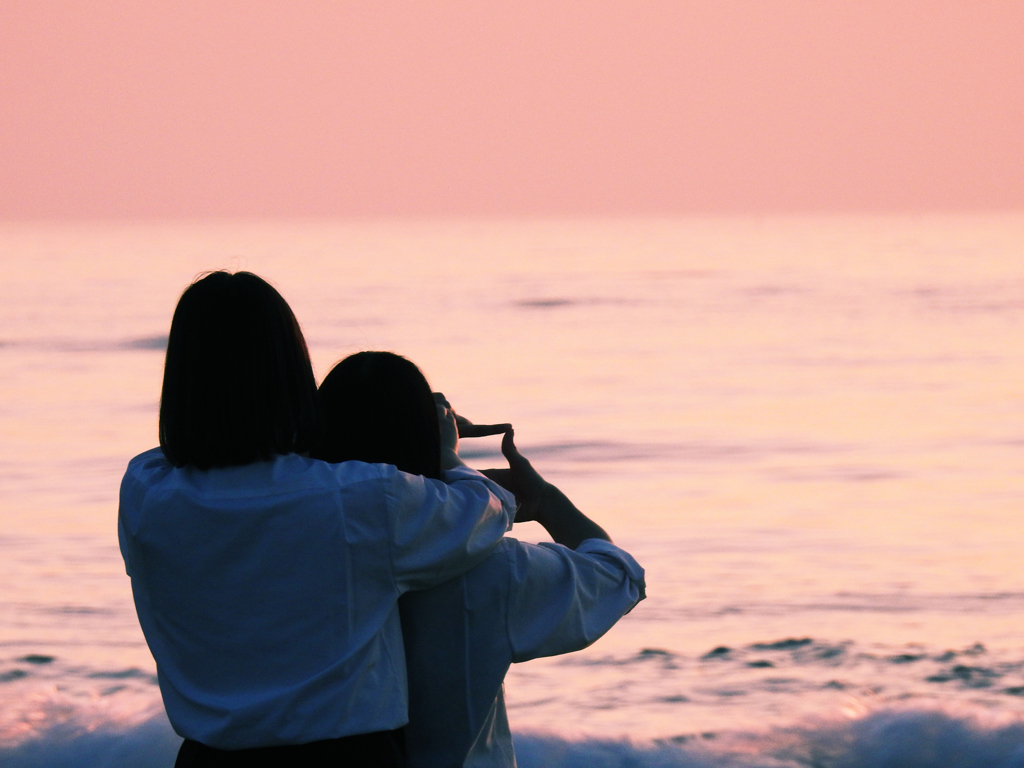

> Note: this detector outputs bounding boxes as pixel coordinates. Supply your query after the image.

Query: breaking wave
[3,708,1024,768]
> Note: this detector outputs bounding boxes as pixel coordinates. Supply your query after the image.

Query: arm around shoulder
[384,465,516,593]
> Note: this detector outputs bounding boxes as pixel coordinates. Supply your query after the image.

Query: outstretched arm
[482,429,610,550]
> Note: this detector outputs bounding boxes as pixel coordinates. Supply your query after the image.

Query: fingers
[434,393,511,439]
[502,430,537,480]
[458,422,512,438]
[500,428,523,464]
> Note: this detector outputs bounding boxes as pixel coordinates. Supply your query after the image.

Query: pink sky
[1,1,1022,218]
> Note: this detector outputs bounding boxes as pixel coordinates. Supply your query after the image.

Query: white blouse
[400,537,645,768]
[118,448,516,749]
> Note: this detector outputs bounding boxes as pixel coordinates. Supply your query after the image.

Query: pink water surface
[0,216,1022,748]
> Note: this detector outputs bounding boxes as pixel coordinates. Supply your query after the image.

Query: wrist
[530,482,560,525]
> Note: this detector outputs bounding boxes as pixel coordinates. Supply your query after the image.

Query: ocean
[1,215,1022,767]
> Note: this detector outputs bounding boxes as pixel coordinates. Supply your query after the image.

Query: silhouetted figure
[118,273,516,767]
[315,351,645,768]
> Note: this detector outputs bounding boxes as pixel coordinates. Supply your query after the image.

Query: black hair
[158,271,321,469]
[313,351,442,480]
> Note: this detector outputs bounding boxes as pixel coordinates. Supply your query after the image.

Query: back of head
[314,351,442,480]
[159,271,321,469]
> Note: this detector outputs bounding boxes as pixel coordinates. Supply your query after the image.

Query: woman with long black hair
[118,272,516,767]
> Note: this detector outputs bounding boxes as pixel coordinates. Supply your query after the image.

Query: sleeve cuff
[574,538,646,598]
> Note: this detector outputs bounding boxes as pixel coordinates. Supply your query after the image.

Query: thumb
[501,428,539,476]
[500,428,520,465]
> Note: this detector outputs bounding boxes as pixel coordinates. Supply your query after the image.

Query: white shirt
[400,537,645,768]
[117,448,516,750]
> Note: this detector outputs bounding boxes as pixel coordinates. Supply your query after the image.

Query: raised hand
[433,393,460,455]
[481,429,611,546]
[480,429,547,523]
[433,392,511,441]
[434,393,512,470]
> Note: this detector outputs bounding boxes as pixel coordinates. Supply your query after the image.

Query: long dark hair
[313,351,442,480]
[159,271,321,469]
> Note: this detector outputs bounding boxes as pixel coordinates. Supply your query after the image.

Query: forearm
[389,469,515,592]
[533,482,611,550]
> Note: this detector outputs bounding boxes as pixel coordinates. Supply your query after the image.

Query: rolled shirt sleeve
[507,538,646,663]
[386,464,517,593]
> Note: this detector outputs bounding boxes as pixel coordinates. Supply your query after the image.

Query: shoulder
[124,447,172,479]
[121,450,397,498]
[376,463,506,509]
[119,449,174,533]
[120,448,174,505]
[315,457,395,487]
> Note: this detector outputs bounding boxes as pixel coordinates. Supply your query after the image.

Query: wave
[516,709,1024,767]
[456,438,844,465]
[0,713,180,768]
[4,708,1024,768]
[513,297,636,309]
[0,335,167,352]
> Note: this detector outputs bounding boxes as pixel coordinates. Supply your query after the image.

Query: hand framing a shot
[437,392,610,547]
[432,392,510,470]
[480,428,611,549]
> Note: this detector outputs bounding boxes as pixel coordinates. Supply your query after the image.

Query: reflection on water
[0,216,1022,750]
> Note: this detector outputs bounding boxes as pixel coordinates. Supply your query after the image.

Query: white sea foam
[515,710,1024,767]
[3,708,1024,768]
[6,637,1024,763]
[0,712,181,768]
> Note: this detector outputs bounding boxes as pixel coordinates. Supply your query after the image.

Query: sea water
[0,216,1022,767]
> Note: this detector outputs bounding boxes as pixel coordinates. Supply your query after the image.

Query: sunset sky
[1,1,1022,218]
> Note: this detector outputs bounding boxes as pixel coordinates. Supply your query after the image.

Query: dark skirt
[174,729,406,768]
